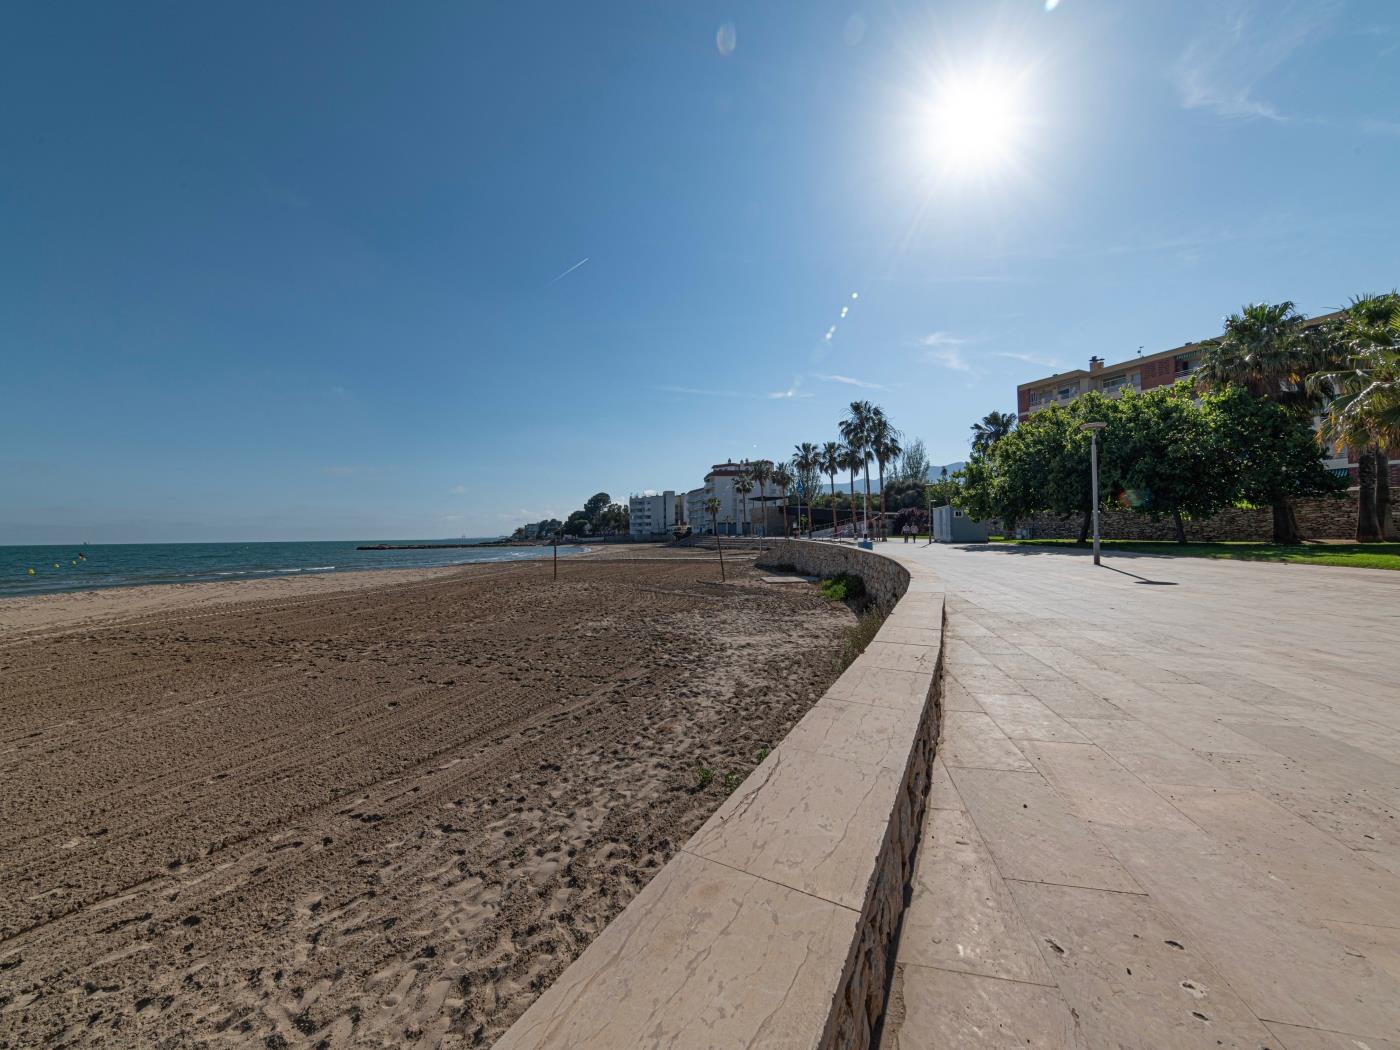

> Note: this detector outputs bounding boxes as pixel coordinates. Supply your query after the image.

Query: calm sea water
[0,539,589,599]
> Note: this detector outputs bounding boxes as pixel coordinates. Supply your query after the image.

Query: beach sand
[0,550,855,1047]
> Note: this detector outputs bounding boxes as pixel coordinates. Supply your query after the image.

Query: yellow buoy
[27,568,35,575]
[53,563,60,569]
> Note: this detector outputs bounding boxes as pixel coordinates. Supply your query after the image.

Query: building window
[1174,355,1194,375]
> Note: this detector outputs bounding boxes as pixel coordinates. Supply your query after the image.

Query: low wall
[1015,493,1398,542]
[757,539,911,612]
[495,542,944,1050]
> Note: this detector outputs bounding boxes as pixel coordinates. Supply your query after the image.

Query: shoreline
[0,551,603,637]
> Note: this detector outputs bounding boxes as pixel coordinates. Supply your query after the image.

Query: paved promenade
[878,543,1400,1050]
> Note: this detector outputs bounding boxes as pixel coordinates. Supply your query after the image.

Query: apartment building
[1016,312,1347,420]
[1014,311,1355,475]
[628,490,682,538]
[699,460,778,536]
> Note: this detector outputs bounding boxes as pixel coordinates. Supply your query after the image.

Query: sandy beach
[0,550,855,1047]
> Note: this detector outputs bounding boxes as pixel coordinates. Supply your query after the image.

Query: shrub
[819,573,865,602]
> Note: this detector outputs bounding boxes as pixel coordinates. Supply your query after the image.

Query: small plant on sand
[722,771,742,791]
[756,746,770,763]
[819,573,865,603]
[696,765,715,789]
[835,610,885,673]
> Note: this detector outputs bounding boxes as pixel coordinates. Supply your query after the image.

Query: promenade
[879,542,1400,1049]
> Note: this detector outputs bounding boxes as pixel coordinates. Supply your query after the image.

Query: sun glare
[921,67,1027,176]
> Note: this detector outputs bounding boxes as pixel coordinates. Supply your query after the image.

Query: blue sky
[4,0,1398,542]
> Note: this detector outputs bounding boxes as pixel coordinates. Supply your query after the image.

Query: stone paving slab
[880,543,1400,1050]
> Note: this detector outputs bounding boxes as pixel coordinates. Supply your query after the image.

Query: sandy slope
[0,552,854,1047]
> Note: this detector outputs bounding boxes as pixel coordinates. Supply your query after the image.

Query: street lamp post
[1080,421,1107,566]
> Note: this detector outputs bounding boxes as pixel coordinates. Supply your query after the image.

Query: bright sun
[922,68,1027,176]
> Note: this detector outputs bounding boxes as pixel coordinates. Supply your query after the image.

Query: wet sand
[0,551,855,1047]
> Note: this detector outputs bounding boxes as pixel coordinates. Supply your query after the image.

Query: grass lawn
[995,538,1400,571]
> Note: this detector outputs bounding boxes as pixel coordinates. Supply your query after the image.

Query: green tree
[750,459,772,538]
[1309,293,1400,541]
[770,462,793,537]
[1207,387,1345,527]
[839,443,864,539]
[564,510,591,536]
[583,492,611,530]
[839,401,876,533]
[792,442,820,538]
[733,473,754,535]
[970,410,1016,455]
[927,466,961,510]
[869,408,902,541]
[954,454,1008,526]
[1195,301,1334,542]
[705,496,721,535]
[897,437,931,485]
[819,441,842,535]
[1104,384,1237,543]
[985,393,1121,543]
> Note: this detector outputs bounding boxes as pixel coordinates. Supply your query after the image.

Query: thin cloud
[992,350,1065,369]
[448,484,467,495]
[918,331,973,348]
[1171,1,1339,122]
[547,257,590,285]
[924,348,973,373]
[658,384,810,400]
[814,373,885,390]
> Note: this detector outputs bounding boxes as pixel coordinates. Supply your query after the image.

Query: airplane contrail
[548,257,590,285]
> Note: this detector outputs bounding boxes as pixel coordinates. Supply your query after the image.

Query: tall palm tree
[792,442,820,538]
[1196,301,1334,543]
[869,409,902,542]
[970,410,1016,455]
[733,473,754,535]
[770,462,793,537]
[839,444,863,540]
[1309,293,1400,541]
[750,459,772,540]
[819,441,842,537]
[705,496,721,535]
[839,400,875,535]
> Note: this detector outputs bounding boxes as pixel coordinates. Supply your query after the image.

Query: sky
[3,0,1398,543]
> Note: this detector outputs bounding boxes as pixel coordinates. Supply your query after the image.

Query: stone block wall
[757,539,912,612]
[496,541,943,1050]
[1012,494,1398,542]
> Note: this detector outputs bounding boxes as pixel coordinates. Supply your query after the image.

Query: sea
[0,539,590,599]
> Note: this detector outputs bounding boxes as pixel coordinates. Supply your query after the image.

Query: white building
[699,460,778,536]
[629,490,682,538]
[685,487,710,532]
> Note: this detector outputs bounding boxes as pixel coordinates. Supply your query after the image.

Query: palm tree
[970,410,1016,455]
[819,441,842,537]
[770,462,793,537]
[1309,293,1400,541]
[1196,301,1334,543]
[839,400,876,535]
[839,443,863,540]
[750,459,772,540]
[869,409,902,541]
[700,498,722,537]
[705,496,721,535]
[792,442,820,538]
[733,473,754,535]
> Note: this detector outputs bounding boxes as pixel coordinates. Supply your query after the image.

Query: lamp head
[1080,421,1107,432]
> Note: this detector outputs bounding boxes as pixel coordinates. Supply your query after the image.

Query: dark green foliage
[818,573,865,602]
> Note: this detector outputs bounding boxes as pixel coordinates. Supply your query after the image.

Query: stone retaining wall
[1012,493,1398,542]
[757,539,912,613]
[495,541,944,1050]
